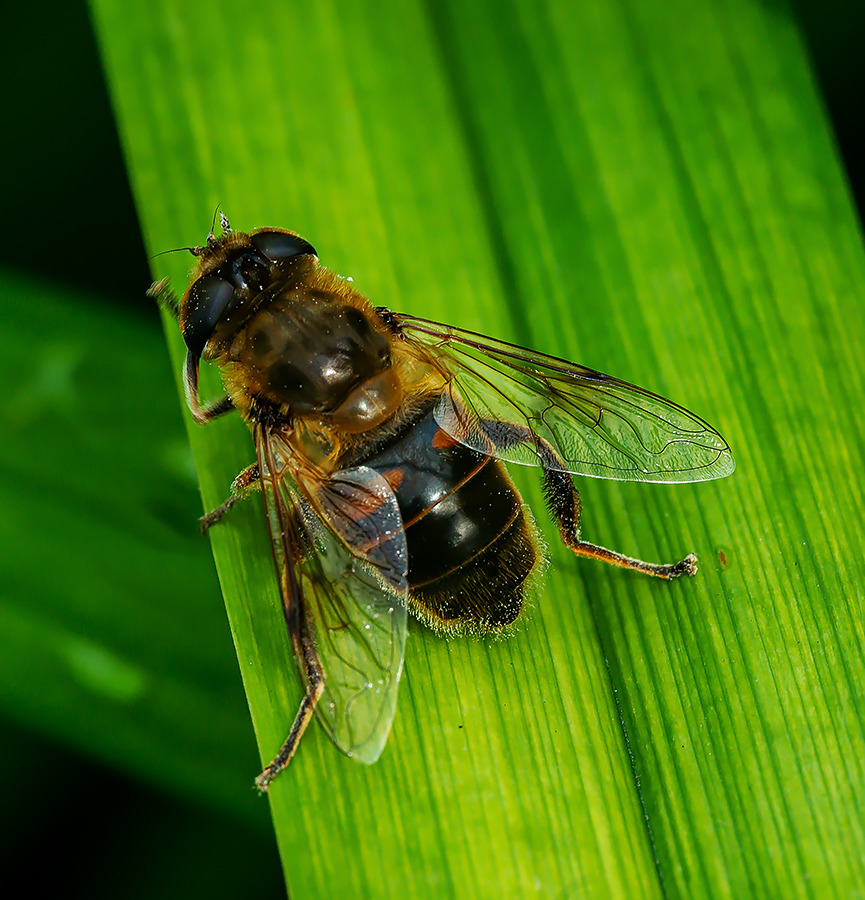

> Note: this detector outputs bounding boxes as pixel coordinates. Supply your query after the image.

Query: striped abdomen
[363,407,538,630]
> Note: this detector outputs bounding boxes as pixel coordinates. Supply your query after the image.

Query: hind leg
[481,420,697,578]
[541,466,696,578]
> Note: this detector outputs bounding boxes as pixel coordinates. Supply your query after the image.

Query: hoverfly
[151,213,734,791]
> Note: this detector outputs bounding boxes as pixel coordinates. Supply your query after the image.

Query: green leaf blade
[90,0,865,896]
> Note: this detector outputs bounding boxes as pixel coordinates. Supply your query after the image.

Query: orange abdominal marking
[431,427,459,450]
[380,468,406,490]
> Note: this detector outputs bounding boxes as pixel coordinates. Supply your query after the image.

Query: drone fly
[151,214,733,790]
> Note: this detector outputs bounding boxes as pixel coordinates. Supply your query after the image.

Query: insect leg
[191,395,236,423]
[255,616,325,792]
[481,420,697,579]
[183,351,235,425]
[542,465,696,578]
[200,464,261,534]
[147,278,180,317]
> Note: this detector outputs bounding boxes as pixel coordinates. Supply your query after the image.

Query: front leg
[149,282,236,424]
[200,463,261,534]
[482,420,697,578]
[147,277,180,317]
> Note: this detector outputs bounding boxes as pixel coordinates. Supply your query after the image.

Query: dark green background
[1,1,861,896]
[3,2,283,894]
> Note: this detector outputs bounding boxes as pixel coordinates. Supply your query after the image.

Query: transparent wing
[257,428,408,763]
[392,313,735,483]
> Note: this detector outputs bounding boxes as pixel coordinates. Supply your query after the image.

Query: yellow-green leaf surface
[92,0,865,896]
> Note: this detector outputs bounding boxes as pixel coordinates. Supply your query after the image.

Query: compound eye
[251,230,317,261]
[182,275,237,357]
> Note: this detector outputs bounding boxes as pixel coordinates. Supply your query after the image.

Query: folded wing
[394,314,734,483]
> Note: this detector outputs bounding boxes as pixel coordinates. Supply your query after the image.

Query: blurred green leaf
[0,268,273,829]
[90,0,865,897]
